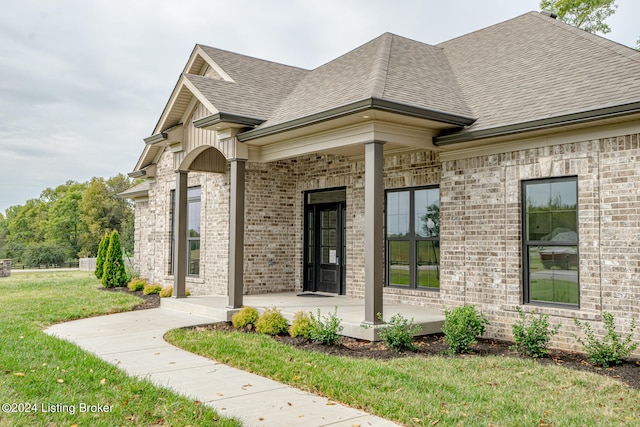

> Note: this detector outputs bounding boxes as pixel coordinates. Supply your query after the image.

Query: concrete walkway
[44,308,400,427]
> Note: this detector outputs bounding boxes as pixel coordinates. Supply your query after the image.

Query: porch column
[227,159,246,308]
[363,140,385,325]
[173,170,188,298]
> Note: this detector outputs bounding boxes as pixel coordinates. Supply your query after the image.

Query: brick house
[125,12,640,349]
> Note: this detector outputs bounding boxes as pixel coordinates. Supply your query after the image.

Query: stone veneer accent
[133,132,640,353]
[0,259,11,277]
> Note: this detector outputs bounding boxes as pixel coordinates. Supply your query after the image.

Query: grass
[0,271,239,426]
[166,327,640,427]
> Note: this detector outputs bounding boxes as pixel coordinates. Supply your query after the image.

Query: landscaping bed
[193,321,640,390]
[108,286,640,391]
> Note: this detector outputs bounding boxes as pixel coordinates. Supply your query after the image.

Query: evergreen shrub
[94,232,110,279]
[511,307,560,358]
[255,307,288,335]
[232,306,259,330]
[377,313,421,352]
[127,278,147,292]
[289,311,313,338]
[442,305,488,355]
[142,283,162,295]
[574,312,638,367]
[101,230,127,288]
[309,307,343,345]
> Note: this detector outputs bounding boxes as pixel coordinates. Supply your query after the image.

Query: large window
[169,186,201,277]
[523,177,578,307]
[386,187,440,290]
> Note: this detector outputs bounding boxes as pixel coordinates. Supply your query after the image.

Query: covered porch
[161,292,445,341]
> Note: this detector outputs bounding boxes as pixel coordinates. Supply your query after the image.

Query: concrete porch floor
[161,292,445,341]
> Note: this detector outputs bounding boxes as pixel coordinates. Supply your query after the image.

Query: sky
[1,0,638,215]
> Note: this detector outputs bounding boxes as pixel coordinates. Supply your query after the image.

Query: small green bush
[142,283,162,295]
[442,305,489,355]
[159,286,173,298]
[232,306,259,330]
[94,232,110,279]
[573,312,638,368]
[289,311,313,338]
[309,307,343,345]
[101,230,128,288]
[511,307,561,358]
[255,307,289,335]
[127,278,147,292]
[377,313,421,352]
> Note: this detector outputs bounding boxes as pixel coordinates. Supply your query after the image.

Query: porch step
[161,296,239,322]
[160,294,445,341]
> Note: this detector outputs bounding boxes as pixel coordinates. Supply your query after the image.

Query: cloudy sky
[1,0,638,214]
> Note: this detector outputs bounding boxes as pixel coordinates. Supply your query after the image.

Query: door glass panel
[307,211,314,264]
[308,189,346,204]
[321,209,338,265]
[388,240,410,286]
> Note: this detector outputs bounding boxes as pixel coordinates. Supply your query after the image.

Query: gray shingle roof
[256,33,475,130]
[182,12,640,144]
[192,45,309,121]
[438,12,640,137]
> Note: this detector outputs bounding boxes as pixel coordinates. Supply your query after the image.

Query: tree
[80,174,135,257]
[101,230,127,288]
[95,232,110,279]
[539,0,617,34]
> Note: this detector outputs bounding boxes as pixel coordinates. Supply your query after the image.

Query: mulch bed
[102,289,640,390]
[100,286,160,311]
[194,322,640,390]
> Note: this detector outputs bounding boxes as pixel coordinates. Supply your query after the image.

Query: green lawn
[166,328,640,427]
[0,271,239,426]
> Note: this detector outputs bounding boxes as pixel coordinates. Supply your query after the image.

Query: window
[169,186,201,277]
[386,187,440,289]
[523,177,578,306]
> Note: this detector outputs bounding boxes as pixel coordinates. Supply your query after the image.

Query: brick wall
[439,133,640,352]
[132,130,640,353]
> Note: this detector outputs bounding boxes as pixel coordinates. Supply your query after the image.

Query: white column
[363,140,385,325]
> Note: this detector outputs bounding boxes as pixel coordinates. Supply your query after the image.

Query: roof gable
[256,33,475,131]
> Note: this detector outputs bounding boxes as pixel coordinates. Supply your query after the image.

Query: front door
[304,189,346,294]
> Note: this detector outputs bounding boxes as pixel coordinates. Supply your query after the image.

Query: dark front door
[304,190,346,294]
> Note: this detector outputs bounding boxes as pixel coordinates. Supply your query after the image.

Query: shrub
[573,312,638,368]
[377,313,421,352]
[95,232,110,279]
[309,307,343,345]
[159,286,173,298]
[511,307,561,358]
[127,278,147,292]
[442,305,489,355]
[255,307,289,335]
[232,306,259,330]
[142,283,162,295]
[101,230,127,288]
[289,311,313,338]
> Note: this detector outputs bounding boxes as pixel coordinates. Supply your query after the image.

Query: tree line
[0,174,136,266]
